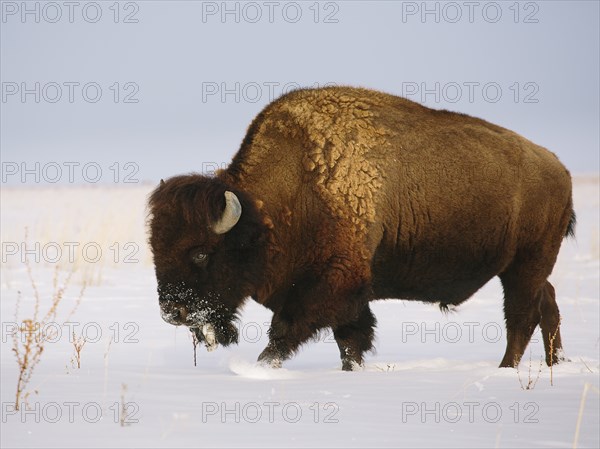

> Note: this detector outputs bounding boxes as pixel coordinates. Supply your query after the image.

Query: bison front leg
[333,305,376,371]
[258,315,296,368]
[257,313,320,368]
[258,265,373,369]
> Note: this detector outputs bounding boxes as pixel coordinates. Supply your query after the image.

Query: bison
[148,86,575,371]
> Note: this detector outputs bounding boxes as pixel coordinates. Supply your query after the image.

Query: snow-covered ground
[1,177,598,448]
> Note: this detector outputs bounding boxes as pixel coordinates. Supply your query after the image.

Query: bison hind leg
[539,281,568,366]
[333,305,377,371]
[499,264,566,368]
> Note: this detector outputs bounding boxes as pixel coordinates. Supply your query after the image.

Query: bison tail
[565,209,576,239]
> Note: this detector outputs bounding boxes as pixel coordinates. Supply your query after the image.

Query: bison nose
[159,299,189,325]
[176,306,188,322]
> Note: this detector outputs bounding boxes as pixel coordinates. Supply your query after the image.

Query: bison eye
[191,250,209,267]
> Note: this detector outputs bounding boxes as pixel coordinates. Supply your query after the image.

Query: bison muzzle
[148,86,575,371]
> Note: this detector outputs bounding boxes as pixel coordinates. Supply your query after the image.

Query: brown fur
[149,86,575,370]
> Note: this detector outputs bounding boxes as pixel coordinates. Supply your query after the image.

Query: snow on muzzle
[157,282,239,351]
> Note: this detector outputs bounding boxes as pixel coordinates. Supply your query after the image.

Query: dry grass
[191,331,199,367]
[12,230,87,410]
[572,383,600,448]
[119,383,130,427]
[102,336,114,406]
[548,318,561,387]
[516,348,543,390]
[71,332,87,369]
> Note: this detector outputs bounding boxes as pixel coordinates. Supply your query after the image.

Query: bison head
[148,174,266,351]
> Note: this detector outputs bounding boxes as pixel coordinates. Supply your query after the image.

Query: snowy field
[1,177,598,448]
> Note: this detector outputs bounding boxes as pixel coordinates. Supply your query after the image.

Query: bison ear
[160,179,165,187]
[212,191,242,234]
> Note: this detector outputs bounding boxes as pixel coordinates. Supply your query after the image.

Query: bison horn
[212,191,242,234]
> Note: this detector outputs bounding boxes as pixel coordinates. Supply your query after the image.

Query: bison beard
[148,86,575,371]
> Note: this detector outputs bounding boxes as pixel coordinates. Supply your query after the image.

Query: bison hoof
[546,349,570,366]
[341,358,363,372]
[257,347,283,369]
[257,357,282,369]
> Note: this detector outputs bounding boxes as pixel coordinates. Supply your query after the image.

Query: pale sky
[1,1,598,185]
